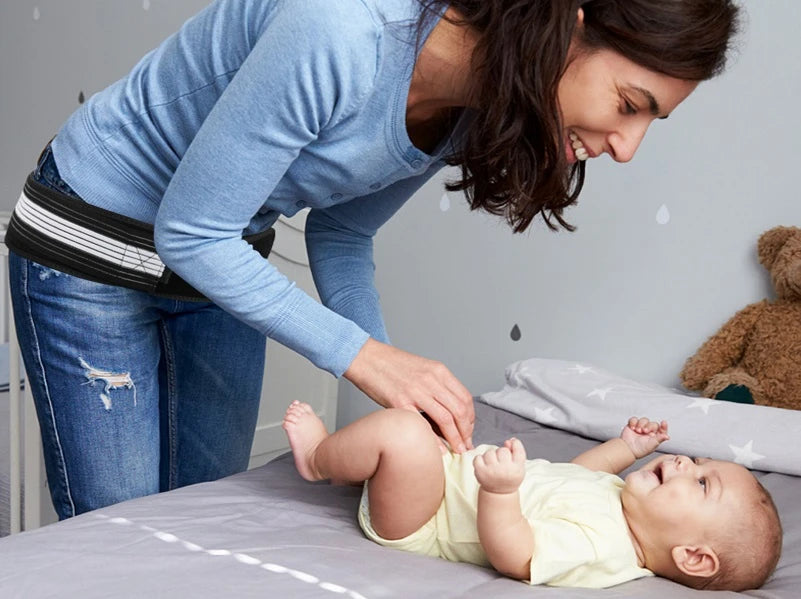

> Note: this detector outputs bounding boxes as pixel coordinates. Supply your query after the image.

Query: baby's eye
[698,477,707,489]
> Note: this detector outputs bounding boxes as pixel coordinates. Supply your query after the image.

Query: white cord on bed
[95,514,369,598]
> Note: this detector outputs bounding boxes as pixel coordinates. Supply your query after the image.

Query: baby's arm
[474,439,534,580]
[571,417,669,475]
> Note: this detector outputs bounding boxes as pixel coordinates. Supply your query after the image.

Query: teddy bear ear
[757,226,801,269]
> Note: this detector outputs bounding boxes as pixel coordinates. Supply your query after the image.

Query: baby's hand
[473,438,526,494]
[620,417,669,459]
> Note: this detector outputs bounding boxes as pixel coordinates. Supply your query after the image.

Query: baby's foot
[282,400,329,481]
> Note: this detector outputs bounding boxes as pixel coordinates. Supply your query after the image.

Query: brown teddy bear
[680,226,801,410]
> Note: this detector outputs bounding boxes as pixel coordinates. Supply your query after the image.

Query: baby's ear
[671,545,720,579]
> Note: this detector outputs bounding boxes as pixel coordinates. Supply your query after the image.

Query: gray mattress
[0,400,797,598]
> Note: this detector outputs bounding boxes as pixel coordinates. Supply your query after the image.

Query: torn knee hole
[79,357,137,411]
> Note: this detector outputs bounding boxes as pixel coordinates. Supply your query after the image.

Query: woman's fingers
[424,380,474,450]
[343,339,475,451]
[417,399,465,453]
[442,377,475,448]
[412,359,474,450]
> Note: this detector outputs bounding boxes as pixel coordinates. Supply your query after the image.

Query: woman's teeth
[569,132,589,161]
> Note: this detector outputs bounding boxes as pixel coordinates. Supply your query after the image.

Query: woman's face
[557,44,698,164]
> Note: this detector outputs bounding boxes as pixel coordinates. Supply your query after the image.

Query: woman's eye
[623,99,637,115]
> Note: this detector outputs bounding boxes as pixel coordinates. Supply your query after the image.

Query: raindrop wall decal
[78,91,85,104]
[510,324,521,341]
[143,0,151,10]
[655,204,670,225]
[33,6,41,21]
[439,193,450,212]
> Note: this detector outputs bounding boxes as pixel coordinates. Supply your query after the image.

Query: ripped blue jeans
[8,148,267,519]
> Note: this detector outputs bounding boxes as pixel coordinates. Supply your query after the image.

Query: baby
[283,401,782,590]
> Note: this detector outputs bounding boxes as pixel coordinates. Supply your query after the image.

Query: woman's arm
[154,5,381,378]
[306,182,476,452]
[304,176,438,344]
[473,439,534,579]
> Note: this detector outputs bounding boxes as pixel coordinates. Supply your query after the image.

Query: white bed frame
[0,209,40,534]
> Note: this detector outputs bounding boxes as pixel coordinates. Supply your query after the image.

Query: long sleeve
[153,5,379,377]
[305,172,442,345]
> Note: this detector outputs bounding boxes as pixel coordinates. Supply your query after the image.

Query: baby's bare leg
[282,401,445,540]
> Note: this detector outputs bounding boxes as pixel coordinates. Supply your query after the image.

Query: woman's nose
[608,122,649,163]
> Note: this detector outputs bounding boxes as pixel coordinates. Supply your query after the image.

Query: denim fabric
[34,145,79,198]
[9,150,267,519]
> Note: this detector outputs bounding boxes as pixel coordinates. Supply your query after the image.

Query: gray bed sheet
[0,401,797,598]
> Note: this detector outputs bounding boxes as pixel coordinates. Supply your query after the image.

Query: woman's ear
[671,545,721,579]
[576,7,585,26]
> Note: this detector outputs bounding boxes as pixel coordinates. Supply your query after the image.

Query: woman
[6,0,740,519]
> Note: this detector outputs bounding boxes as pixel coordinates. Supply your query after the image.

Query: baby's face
[621,454,758,546]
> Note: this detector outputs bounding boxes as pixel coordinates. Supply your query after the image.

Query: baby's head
[621,454,782,591]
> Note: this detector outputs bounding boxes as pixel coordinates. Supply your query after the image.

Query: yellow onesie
[358,444,653,588]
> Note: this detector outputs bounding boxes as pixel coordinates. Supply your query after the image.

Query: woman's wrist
[343,338,377,385]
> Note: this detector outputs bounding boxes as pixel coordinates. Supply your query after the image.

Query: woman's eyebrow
[628,85,667,119]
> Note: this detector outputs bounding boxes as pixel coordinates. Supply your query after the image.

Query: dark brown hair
[419,0,741,232]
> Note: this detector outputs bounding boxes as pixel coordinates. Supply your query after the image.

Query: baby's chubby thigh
[358,443,491,561]
[361,409,447,540]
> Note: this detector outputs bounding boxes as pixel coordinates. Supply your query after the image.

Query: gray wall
[1,2,798,428]
[341,1,801,423]
[0,0,210,205]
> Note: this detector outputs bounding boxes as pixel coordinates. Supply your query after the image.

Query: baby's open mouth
[654,463,664,483]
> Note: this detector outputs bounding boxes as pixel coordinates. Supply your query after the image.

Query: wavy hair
[419,0,741,232]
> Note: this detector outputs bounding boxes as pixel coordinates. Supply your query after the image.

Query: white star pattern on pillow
[729,441,766,468]
[686,397,718,415]
[587,387,615,401]
[533,406,558,424]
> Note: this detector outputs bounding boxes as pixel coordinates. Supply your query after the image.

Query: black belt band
[5,173,275,302]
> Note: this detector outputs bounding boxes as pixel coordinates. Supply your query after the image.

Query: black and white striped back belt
[4,173,275,302]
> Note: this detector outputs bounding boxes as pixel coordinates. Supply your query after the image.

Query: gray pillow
[479,358,799,475]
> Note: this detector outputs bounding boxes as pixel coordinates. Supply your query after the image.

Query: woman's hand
[343,338,475,453]
[473,438,526,494]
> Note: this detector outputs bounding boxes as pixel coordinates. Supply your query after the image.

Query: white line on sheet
[94,514,370,599]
